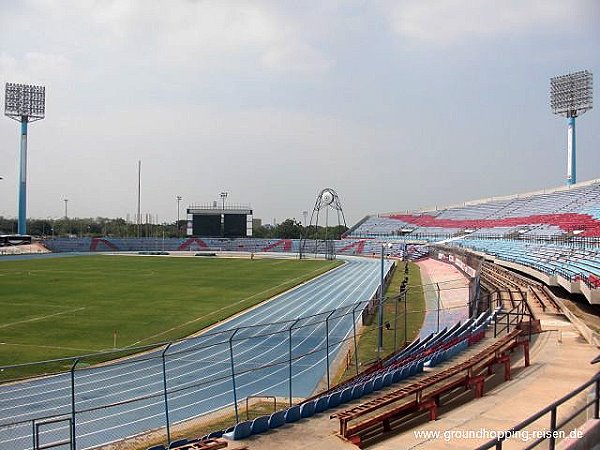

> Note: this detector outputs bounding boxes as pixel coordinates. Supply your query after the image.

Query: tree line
[253,218,348,240]
[0,216,348,240]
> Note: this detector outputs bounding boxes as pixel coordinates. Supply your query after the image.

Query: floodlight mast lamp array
[4,83,46,235]
[550,70,593,186]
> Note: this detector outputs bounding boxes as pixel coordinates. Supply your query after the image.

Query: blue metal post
[436,283,441,333]
[18,118,28,235]
[70,359,79,450]
[567,116,576,185]
[352,303,360,376]
[229,329,240,423]
[404,289,408,345]
[377,245,385,357]
[325,310,335,390]
[288,318,299,406]
[161,343,173,445]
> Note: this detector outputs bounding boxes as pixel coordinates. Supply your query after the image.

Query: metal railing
[475,371,600,450]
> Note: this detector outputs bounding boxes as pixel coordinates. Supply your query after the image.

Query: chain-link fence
[0,295,427,450]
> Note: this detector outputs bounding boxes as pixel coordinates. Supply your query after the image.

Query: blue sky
[1,0,599,225]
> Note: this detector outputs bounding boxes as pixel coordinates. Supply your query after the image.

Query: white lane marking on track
[0,307,86,330]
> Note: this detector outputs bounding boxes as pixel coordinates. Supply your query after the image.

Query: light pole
[550,70,593,185]
[4,83,46,235]
[176,196,182,237]
[377,242,392,358]
[220,192,228,238]
[63,198,69,237]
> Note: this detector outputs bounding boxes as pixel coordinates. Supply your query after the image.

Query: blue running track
[0,256,391,449]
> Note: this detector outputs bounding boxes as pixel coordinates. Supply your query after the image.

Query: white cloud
[387,0,590,46]
[16,1,334,75]
[261,41,334,73]
[0,51,70,85]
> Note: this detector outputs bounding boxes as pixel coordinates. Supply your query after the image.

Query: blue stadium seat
[314,396,328,413]
[207,430,223,439]
[146,446,166,450]
[362,379,374,395]
[351,383,364,400]
[250,415,270,435]
[383,371,394,387]
[284,405,301,423]
[268,410,286,429]
[168,439,189,449]
[392,367,404,383]
[340,386,353,404]
[327,391,341,409]
[300,400,316,418]
[409,361,419,376]
[223,420,252,440]
[373,375,384,391]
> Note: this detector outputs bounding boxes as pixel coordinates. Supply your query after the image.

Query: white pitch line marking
[0,307,86,330]
[0,342,98,352]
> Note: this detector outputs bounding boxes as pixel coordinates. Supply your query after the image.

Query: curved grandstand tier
[347,179,600,239]
[42,237,430,260]
[344,180,600,305]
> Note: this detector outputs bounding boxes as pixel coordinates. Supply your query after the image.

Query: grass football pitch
[0,255,340,378]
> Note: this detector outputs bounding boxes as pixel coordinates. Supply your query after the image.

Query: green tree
[276,219,303,239]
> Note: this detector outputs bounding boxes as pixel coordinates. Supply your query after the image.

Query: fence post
[161,343,173,445]
[595,377,600,419]
[70,359,79,450]
[436,283,441,333]
[289,318,300,407]
[549,407,557,449]
[393,293,399,353]
[325,310,335,391]
[404,289,408,346]
[352,303,361,376]
[494,313,498,338]
[229,329,240,423]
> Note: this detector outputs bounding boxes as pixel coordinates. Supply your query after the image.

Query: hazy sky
[1,0,599,226]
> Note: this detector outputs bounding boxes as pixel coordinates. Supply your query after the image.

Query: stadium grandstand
[345,179,600,304]
[346,179,600,239]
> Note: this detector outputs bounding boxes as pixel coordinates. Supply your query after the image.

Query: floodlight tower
[550,70,593,186]
[4,83,46,235]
